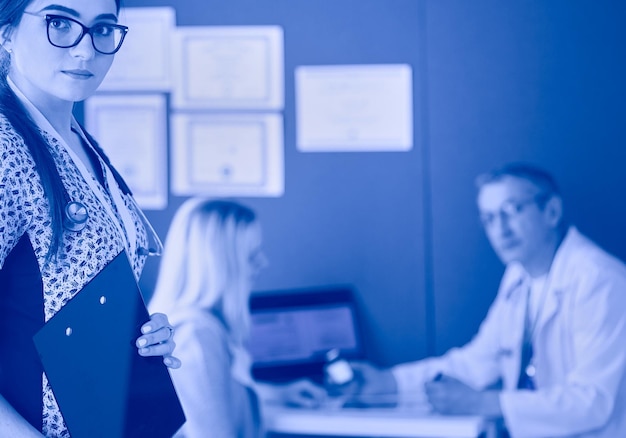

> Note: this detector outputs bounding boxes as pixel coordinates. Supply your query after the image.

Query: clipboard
[33,252,186,438]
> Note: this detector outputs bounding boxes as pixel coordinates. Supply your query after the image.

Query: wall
[119,0,626,364]
[426,0,626,353]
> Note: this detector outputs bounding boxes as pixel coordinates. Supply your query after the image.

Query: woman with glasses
[0,1,180,436]
[149,199,326,438]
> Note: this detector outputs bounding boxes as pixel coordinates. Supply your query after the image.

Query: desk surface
[264,405,488,438]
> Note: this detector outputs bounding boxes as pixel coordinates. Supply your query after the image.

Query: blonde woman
[149,198,325,438]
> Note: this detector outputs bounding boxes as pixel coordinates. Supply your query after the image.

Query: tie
[517,339,535,389]
[517,283,536,390]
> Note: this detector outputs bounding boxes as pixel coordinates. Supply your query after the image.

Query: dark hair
[1,1,122,29]
[0,0,122,261]
[475,162,561,201]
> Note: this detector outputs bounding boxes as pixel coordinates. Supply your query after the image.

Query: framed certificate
[98,7,176,91]
[172,26,284,109]
[170,112,284,197]
[296,64,414,152]
[84,94,169,210]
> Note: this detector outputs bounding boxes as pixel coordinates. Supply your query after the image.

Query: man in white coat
[343,163,626,437]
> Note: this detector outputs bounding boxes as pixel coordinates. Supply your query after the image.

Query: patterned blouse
[0,112,149,436]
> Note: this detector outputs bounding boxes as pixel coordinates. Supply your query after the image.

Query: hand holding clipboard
[33,252,186,438]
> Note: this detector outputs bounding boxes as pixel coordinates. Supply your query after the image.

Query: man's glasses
[25,12,128,55]
[479,194,548,228]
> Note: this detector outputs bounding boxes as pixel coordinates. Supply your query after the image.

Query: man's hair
[475,162,561,200]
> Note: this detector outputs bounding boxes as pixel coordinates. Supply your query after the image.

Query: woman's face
[244,222,268,284]
[5,0,119,106]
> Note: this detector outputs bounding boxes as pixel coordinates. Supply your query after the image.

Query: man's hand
[424,374,502,417]
[280,379,328,408]
[341,361,398,407]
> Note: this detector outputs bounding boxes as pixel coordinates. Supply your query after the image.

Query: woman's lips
[63,69,94,80]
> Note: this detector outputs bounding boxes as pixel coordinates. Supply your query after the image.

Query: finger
[301,386,328,403]
[141,312,170,334]
[310,385,330,400]
[437,374,459,384]
[425,391,446,409]
[424,381,439,392]
[138,339,176,357]
[424,378,449,390]
[287,390,314,408]
[426,392,456,415]
[424,383,446,403]
[136,325,173,349]
[297,395,321,409]
[298,381,325,395]
[425,389,443,404]
[164,355,182,369]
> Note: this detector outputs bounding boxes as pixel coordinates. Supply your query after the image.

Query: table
[264,405,492,438]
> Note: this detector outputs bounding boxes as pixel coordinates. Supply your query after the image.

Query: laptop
[247,285,365,384]
[249,287,441,429]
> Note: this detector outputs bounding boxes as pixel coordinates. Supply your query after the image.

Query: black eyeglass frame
[478,192,552,229]
[24,12,129,55]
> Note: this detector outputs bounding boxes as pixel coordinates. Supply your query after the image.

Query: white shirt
[392,227,626,438]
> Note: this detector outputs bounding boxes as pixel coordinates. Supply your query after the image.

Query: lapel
[499,271,530,387]
[534,284,564,335]
[532,228,576,335]
[505,275,529,346]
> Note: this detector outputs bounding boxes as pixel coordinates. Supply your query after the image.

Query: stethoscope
[63,198,163,256]
[63,126,164,257]
[63,201,89,232]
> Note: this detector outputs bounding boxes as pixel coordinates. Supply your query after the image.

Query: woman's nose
[69,33,96,59]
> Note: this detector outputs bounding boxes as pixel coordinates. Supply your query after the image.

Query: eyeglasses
[479,194,547,228]
[248,247,268,272]
[24,12,128,55]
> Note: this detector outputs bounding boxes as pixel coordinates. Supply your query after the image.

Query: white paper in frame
[98,7,176,91]
[296,64,413,152]
[171,26,284,110]
[170,112,284,197]
[84,94,169,210]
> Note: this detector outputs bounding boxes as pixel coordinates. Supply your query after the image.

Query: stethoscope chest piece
[64,201,89,232]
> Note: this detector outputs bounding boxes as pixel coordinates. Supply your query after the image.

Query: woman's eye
[50,18,72,30]
[93,25,114,37]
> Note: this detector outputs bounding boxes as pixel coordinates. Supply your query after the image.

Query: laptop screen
[247,286,363,383]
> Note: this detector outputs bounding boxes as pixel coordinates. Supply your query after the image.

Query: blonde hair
[149,198,258,343]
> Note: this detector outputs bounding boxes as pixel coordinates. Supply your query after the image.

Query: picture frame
[98,7,176,91]
[170,112,284,197]
[84,94,169,210]
[171,26,284,110]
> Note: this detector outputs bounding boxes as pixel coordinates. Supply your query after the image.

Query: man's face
[477,176,557,267]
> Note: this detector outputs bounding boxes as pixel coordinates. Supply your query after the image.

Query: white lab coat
[393,227,626,437]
